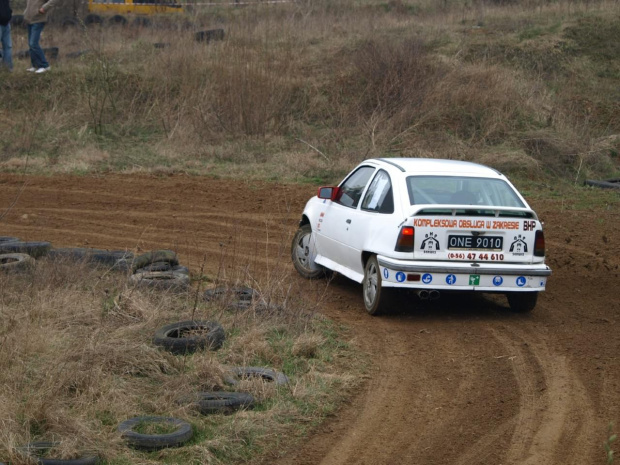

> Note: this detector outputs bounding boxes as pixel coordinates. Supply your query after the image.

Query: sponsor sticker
[492,276,504,286]
[446,274,456,285]
[383,268,389,279]
[396,272,406,283]
[422,273,432,284]
[516,276,527,287]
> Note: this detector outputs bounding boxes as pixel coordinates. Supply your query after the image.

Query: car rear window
[406,176,525,207]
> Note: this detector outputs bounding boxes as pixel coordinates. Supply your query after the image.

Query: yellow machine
[87,0,183,16]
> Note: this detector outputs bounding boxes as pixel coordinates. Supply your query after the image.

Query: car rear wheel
[506,292,538,313]
[363,255,390,316]
[291,224,327,279]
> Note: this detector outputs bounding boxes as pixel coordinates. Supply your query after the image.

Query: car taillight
[534,230,545,257]
[395,226,415,252]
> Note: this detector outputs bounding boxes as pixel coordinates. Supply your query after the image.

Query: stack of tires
[0,236,51,274]
[127,249,190,291]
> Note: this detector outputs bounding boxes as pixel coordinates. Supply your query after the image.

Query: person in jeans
[23,0,58,73]
[0,0,12,71]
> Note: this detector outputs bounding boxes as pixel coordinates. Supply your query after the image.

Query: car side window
[336,166,375,208]
[361,170,394,214]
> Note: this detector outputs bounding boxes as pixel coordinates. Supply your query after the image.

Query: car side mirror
[318,186,339,201]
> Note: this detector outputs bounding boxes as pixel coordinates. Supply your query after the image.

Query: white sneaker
[35,67,50,73]
[26,67,36,72]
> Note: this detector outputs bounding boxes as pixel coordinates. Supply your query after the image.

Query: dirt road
[1,174,618,465]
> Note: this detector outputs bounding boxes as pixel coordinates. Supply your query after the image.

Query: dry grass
[0,248,364,464]
[1,0,619,182]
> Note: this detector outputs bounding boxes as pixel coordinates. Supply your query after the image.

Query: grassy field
[1,0,618,184]
[0,252,366,464]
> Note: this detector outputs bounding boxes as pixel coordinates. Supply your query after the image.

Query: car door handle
[346,219,352,224]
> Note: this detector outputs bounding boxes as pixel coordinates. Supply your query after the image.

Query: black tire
[11,14,25,27]
[46,248,133,270]
[84,14,103,26]
[507,292,538,313]
[0,236,19,244]
[66,49,91,59]
[132,250,179,273]
[61,17,79,28]
[134,261,173,273]
[227,367,289,386]
[194,28,225,43]
[291,224,328,279]
[153,320,225,354]
[203,286,258,302]
[178,391,254,415]
[584,179,620,190]
[128,271,190,291]
[0,241,51,258]
[17,442,99,465]
[132,16,152,27]
[117,416,192,450]
[0,253,35,272]
[108,14,127,26]
[363,255,391,316]
[43,47,59,60]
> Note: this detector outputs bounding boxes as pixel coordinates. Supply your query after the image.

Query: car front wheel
[363,255,391,316]
[291,224,327,279]
[506,292,538,313]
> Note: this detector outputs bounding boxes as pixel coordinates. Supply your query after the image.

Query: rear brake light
[395,226,414,252]
[534,230,545,257]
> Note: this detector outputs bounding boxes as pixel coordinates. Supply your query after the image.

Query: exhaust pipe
[417,290,429,300]
[429,290,441,301]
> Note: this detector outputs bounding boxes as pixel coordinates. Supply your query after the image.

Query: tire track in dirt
[488,325,597,465]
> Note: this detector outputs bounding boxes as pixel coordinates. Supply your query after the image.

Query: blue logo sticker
[516,276,527,287]
[396,272,406,283]
[422,273,432,284]
[383,268,389,279]
[493,276,503,286]
[446,274,456,285]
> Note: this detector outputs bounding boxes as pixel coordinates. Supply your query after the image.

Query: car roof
[369,158,503,178]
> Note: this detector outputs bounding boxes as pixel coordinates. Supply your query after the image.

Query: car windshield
[406,176,525,207]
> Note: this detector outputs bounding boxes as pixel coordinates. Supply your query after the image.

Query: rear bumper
[377,256,551,292]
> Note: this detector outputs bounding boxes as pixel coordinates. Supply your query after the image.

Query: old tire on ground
[46,248,133,270]
[128,271,189,291]
[584,179,620,190]
[118,416,192,450]
[133,261,188,274]
[132,250,179,272]
[203,286,258,302]
[61,17,79,28]
[363,255,392,316]
[11,14,25,27]
[132,16,151,27]
[0,241,51,258]
[153,320,225,354]
[0,253,35,272]
[108,14,127,26]
[291,224,328,279]
[227,367,289,386]
[84,14,102,25]
[179,391,254,415]
[16,442,99,465]
[507,292,538,313]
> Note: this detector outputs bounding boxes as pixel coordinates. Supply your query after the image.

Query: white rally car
[291,158,551,315]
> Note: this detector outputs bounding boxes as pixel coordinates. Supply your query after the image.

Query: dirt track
[1,174,619,465]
